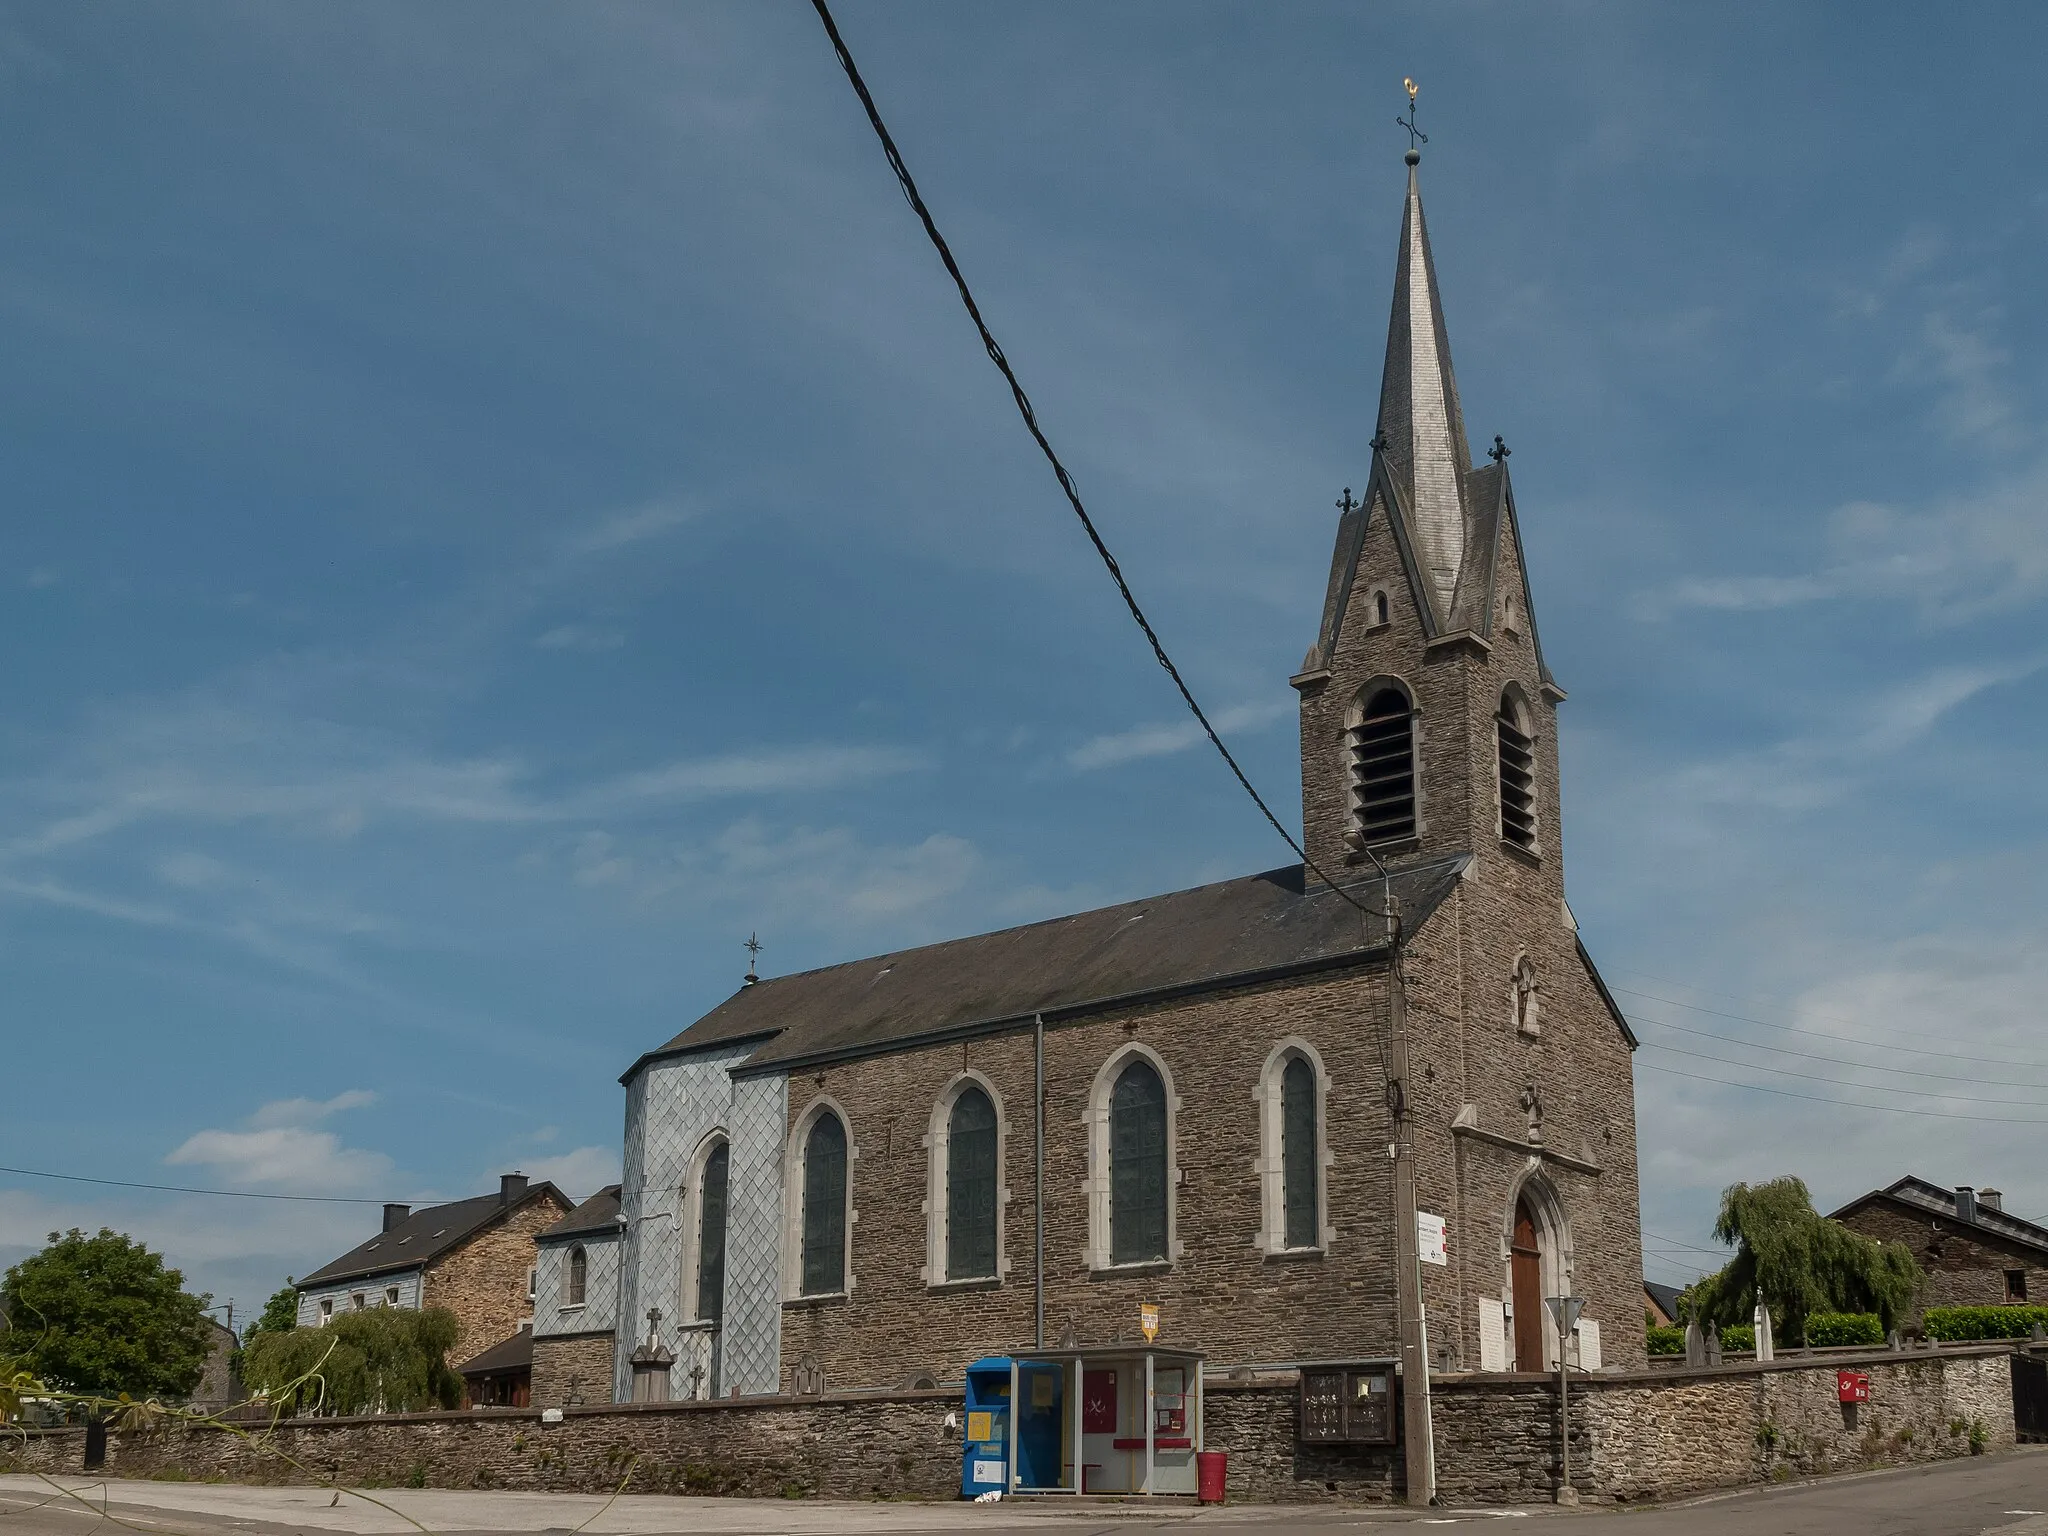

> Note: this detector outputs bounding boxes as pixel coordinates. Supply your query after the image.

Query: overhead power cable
[1626,1011,2048,1091]
[805,0,1380,928]
[0,1163,389,1204]
[1636,1039,2048,1108]
[1636,1061,2048,1125]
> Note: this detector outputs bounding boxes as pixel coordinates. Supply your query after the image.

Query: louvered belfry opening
[1497,693,1537,851]
[1349,687,1416,846]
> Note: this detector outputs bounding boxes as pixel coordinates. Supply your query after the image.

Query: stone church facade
[534,147,1644,1408]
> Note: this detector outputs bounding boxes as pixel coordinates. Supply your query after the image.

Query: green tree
[0,1228,212,1400]
[241,1308,461,1416]
[242,1281,301,1342]
[1685,1178,1920,1344]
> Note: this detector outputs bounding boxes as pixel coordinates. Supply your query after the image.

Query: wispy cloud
[1067,698,1292,772]
[534,623,625,652]
[517,1145,619,1198]
[570,498,695,554]
[166,1092,393,1197]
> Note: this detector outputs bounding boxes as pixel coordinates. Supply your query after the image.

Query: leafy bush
[1805,1311,1885,1347]
[241,1307,462,1416]
[1922,1304,2048,1342]
[1647,1325,1686,1355]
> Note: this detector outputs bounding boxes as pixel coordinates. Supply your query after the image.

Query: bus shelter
[997,1344,1204,1496]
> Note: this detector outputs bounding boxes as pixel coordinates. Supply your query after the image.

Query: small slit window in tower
[1497,693,1537,852]
[1372,589,1390,628]
[1349,688,1416,846]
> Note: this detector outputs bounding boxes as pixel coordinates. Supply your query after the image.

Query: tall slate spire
[1374,147,1473,608]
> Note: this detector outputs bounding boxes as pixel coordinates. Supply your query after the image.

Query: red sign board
[1836,1370,1871,1403]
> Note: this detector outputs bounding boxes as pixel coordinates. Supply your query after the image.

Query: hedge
[1718,1323,1754,1352]
[1923,1304,2048,1342]
[1647,1325,1686,1355]
[1805,1311,1885,1347]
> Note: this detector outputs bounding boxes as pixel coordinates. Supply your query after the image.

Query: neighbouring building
[189,1317,241,1411]
[1644,1281,1682,1328]
[541,139,1645,1405]
[295,1173,573,1367]
[1831,1176,2048,1319]
[458,1325,534,1408]
[530,1185,624,1410]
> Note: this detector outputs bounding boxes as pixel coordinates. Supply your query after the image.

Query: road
[1,1449,2044,1536]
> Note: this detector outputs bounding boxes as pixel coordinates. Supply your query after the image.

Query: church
[528,140,1644,1412]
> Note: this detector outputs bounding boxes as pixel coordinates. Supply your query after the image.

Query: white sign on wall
[1478,1297,1507,1372]
[1417,1211,1449,1266]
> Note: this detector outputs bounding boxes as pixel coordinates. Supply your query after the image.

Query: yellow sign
[967,1411,993,1442]
[1140,1302,1160,1342]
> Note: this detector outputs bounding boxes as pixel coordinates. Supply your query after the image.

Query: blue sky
[4,3,2048,1318]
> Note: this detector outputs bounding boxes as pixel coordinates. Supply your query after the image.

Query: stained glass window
[800,1113,847,1296]
[1109,1060,1168,1265]
[946,1087,999,1280]
[1281,1056,1319,1249]
[695,1141,729,1322]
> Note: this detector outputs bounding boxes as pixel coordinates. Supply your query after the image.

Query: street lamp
[1544,1295,1586,1505]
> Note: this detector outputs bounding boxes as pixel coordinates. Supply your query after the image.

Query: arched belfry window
[1110,1059,1169,1265]
[1496,688,1537,853]
[799,1111,848,1296]
[1350,685,1417,846]
[946,1086,999,1280]
[695,1141,729,1322]
[566,1244,587,1306]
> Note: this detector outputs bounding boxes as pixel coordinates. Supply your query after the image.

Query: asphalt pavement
[0,1448,2043,1536]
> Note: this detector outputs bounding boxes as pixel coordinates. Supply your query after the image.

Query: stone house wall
[1835,1201,2048,1318]
[530,1333,619,1412]
[2,1349,2015,1505]
[424,1192,573,1367]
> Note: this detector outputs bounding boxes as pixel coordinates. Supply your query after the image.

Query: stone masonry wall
[531,1334,616,1412]
[2,1350,2013,1507]
[426,1191,574,1368]
[1835,1202,2047,1318]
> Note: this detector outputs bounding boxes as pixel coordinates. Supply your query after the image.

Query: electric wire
[1636,1060,2048,1125]
[804,0,1382,932]
[1636,1039,2048,1108]
[1624,1010,2048,1091]
[0,1163,388,1203]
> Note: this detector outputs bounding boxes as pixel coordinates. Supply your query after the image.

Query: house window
[350,1292,366,1311]
[566,1245,587,1307]
[799,1110,849,1296]
[1110,1059,1169,1265]
[1497,688,1537,853]
[946,1085,1000,1281]
[2008,1270,2028,1303]
[384,1286,400,1307]
[695,1142,729,1323]
[319,1298,333,1326]
[1281,1057,1320,1249]
[1349,685,1416,846]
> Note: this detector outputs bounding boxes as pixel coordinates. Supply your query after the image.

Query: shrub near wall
[1805,1313,1885,1347]
[1924,1305,2048,1341]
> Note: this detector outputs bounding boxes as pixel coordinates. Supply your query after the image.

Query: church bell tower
[1292,136,1566,892]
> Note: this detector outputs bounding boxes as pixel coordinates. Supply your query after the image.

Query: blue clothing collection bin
[961,1358,1013,1496]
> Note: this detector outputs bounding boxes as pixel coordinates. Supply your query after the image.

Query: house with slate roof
[296,1173,572,1368]
[542,136,1645,1413]
[1832,1176,2048,1320]
[530,1185,625,1409]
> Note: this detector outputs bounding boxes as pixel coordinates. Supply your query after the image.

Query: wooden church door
[1510,1197,1544,1370]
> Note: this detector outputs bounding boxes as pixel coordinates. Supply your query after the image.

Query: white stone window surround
[1082,1042,1184,1273]
[1252,1038,1336,1256]
[921,1069,1013,1289]
[678,1127,730,1323]
[1497,1164,1576,1371]
[781,1095,858,1301]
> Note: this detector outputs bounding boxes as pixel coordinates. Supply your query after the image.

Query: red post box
[1836,1370,1870,1403]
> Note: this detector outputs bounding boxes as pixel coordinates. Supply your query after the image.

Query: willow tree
[1685,1177,1920,1344]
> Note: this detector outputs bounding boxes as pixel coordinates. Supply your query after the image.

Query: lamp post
[1545,1295,1586,1505]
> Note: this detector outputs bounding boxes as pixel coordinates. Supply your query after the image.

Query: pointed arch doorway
[1511,1196,1544,1371]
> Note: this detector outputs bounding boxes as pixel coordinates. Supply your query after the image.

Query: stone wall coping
[1439,1342,2013,1391]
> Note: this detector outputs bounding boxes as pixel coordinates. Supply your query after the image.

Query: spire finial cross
[1489,435,1511,464]
[1397,77,1427,156]
[1336,487,1361,516]
[1370,429,1391,455]
[743,932,762,985]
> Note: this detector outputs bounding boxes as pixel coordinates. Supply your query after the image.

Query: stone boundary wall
[0,1349,2017,1506]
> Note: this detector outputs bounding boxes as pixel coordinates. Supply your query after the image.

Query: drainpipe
[1034,1012,1045,1350]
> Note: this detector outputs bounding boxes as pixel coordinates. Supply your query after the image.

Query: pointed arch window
[1496,689,1537,853]
[694,1141,729,1322]
[799,1112,848,1296]
[566,1244,588,1307]
[945,1086,999,1280]
[1281,1057,1320,1249]
[1350,686,1417,846]
[1110,1060,1169,1265]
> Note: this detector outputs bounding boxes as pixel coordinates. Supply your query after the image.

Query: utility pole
[1385,902,1436,1505]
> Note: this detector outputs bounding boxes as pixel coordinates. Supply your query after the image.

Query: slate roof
[299,1185,566,1288]
[626,856,1472,1082]
[540,1185,622,1243]
[1832,1176,2048,1261]
[1644,1280,1685,1323]
[458,1325,533,1378]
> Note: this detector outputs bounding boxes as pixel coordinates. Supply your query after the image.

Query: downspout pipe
[1034,1011,1046,1350]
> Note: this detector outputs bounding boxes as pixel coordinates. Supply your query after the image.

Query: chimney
[382,1203,411,1232]
[500,1172,529,1206]
[1953,1186,1977,1223]
[1978,1187,2003,1213]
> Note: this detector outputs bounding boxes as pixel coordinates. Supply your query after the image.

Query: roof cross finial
[743,932,762,986]
[1370,429,1390,455]
[1489,435,1511,464]
[1397,77,1427,163]
[1336,487,1362,516]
